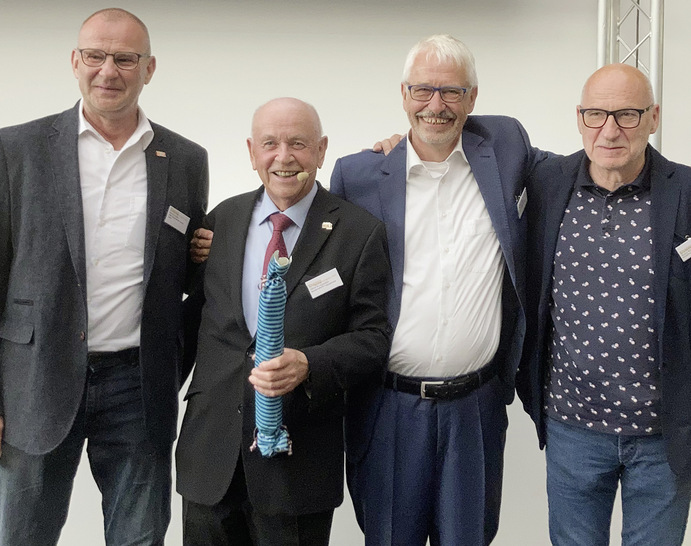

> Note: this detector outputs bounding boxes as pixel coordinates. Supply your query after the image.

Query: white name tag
[516,187,527,219]
[305,268,343,299]
[164,206,190,235]
[676,237,691,262]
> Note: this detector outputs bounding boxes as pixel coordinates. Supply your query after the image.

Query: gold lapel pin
[156,150,167,158]
[321,222,333,231]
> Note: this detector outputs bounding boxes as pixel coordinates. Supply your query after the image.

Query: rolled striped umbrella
[250,251,293,457]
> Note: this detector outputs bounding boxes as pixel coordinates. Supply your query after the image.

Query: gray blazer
[0,103,208,455]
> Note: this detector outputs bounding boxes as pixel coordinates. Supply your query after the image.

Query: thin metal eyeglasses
[579,105,654,129]
[405,84,468,103]
[76,48,149,70]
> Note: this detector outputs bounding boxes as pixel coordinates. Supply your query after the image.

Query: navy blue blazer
[0,103,208,455]
[331,115,545,461]
[516,146,691,481]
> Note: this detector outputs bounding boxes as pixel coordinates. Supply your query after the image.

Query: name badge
[676,237,691,262]
[516,187,528,219]
[305,268,343,299]
[164,206,190,235]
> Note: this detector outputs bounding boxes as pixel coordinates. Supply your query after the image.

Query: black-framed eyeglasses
[76,48,149,70]
[406,84,468,103]
[579,105,654,129]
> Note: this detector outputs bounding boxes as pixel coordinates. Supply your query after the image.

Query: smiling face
[402,52,477,162]
[71,12,155,125]
[247,98,328,211]
[578,64,659,190]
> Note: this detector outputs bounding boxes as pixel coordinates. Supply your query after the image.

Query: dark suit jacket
[516,146,691,481]
[0,103,208,455]
[175,185,392,514]
[330,115,545,462]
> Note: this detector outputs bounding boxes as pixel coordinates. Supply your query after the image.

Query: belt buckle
[420,380,444,399]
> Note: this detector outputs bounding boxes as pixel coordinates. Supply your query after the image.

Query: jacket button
[79,331,86,341]
[237,404,243,414]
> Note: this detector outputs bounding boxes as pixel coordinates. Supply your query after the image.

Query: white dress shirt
[77,101,153,352]
[388,137,504,378]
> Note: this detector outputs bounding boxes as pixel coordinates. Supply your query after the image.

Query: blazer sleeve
[329,158,346,198]
[0,137,10,415]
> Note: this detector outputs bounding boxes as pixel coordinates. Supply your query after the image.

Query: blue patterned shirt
[546,155,661,435]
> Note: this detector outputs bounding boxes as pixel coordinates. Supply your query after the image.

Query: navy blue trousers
[347,377,508,546]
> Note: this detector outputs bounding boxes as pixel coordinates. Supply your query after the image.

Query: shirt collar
[578,147,652,197]
[77,99,154,151]
[256,180,318,229]
[405,131,467,178]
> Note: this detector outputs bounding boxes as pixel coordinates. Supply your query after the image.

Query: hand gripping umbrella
[250,251,293,457]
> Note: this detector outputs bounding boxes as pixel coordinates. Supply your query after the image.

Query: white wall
[1,1,689,544]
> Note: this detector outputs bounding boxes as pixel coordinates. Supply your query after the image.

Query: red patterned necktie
[262,213,293,276]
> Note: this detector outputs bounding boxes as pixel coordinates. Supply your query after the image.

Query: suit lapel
[462,130,517,277]
[284,185,337,298]
[143,131,170,290]
[649,148,680,345]
[48,106,87,290]
[540,153,582,302]
[228,190,262,335]
[378,140,407,321]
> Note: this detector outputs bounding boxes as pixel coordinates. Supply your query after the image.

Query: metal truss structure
[597,0,664,150]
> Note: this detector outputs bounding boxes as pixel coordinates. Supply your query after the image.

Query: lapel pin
[156,150,167,158]
[321,222,333,231]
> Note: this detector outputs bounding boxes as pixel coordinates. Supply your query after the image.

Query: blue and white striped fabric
[250,251,293,457]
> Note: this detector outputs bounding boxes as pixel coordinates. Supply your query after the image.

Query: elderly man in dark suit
[0,8,208,545]
[517,63,691,545]
[176,97,391,546]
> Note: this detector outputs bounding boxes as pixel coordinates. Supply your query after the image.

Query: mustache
[415,110,456,120]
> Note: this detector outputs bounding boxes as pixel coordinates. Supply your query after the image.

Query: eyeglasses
[76,48,149,70]
[406,84,468,103]
[579,105,654,129]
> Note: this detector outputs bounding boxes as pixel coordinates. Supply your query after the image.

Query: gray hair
[402,34,478,88]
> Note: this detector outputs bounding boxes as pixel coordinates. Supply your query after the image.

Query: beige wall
[1,1,689,544]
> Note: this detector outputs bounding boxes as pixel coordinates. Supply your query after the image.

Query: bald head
[248,98,328,211]
[581,63,654,106]
[577,63,659,190]
[80,9,151,54]
[251,98,323,141]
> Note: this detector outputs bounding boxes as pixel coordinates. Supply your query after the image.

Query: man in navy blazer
[0,9,208,545]
[330,35,543,545]
[517,64,691,544]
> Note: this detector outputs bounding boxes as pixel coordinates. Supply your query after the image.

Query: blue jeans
[0,349,171,546]
[546,418,691,546]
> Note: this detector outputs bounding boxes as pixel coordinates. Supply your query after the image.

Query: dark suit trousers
[182,456,334,546]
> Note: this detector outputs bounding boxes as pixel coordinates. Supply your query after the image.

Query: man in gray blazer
[0,8,208,545]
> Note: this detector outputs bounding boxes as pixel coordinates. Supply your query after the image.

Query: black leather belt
[384,363,497,400]
[87,347,139,368]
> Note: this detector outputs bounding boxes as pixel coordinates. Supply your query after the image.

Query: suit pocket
[0,320,34,344]
[0,298,35,344]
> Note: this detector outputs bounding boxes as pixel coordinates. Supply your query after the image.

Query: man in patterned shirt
[517,63,691,545]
